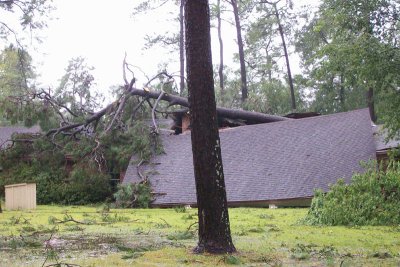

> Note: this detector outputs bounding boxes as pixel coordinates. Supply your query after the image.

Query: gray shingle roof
[373,125,400,151]
[124,108,376,206]
[0,126,40,150]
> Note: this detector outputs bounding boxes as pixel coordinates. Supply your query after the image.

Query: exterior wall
[152,197,313,208]
[5,183,36,210]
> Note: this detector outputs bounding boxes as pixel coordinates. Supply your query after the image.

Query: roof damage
[124,108,377,206]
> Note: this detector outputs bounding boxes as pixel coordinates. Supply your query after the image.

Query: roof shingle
[0,126,40,150]
[124,109,376,206]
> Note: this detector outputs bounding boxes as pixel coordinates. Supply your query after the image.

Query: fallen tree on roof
[128,87,291,124]
[45,84,291,140]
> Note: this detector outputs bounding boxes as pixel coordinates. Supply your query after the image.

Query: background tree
[228,0,248,104]
[185,0,236,253]
[0,0,53,44]
[242,0,304,114]
[264,0,296,110]
[134,0,186,95]
[296,0,400,138]
[213,0,225,94]
[0,44,38,125]
[54,57,103,119]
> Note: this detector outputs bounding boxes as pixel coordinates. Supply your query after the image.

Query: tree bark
[217,0,224,93]
[339,72,345,110]
[128,87,290,123]
[179,0,185,95]
[184,0,236,254]
[273,3,296,111]
[367,87,377,122]
[230,0,248,103]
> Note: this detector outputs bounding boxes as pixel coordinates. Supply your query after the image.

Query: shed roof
[124,109,376,206]
[0,126,40,150]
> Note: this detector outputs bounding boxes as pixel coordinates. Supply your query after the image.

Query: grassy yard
[0,205,399,266]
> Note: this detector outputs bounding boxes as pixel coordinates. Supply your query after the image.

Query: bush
[0,123,162,205]
[304,160,400,226]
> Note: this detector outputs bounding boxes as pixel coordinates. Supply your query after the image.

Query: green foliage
[244,79,306,115]
[0,117,163,205]
[296,0,400,136]
[0,45,38,125]
[55,57,103,118]
[0,134,112,205]
[305,161,400,226]
[0,0,53,40]
[223,254,241,265]
[166,230,194,241]
[114,182,153,208]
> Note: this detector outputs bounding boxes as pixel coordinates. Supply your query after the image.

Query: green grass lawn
[0,205,399,266]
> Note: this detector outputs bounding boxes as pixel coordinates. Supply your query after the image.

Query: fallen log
[128,87,291,123]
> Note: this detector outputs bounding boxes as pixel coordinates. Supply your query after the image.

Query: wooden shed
[5,183,36,210]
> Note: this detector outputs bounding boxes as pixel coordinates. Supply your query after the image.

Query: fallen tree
[43,83,291,139]
[128,87,291,124]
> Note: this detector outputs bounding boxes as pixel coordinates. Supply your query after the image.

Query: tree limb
[45,86,290,138]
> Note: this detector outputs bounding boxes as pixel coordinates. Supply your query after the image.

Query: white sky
[2,0,319,96]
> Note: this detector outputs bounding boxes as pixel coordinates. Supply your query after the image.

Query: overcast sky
[3,0,319,97]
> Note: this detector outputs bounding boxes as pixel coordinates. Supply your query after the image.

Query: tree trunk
[367,87,377,122]
[339,72,345,110]
[217,0,224,93]
[127,88,290,123]
[184,0,236,254]
[273,3,296,111]
[266,49,272,82]
[179,0,185,95]
[231,0,248,104]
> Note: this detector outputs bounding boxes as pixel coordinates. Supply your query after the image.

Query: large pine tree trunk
[184,0,236,254]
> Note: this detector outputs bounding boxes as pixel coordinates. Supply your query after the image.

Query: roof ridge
[214,108,371,135]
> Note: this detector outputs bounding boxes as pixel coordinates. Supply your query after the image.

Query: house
[0,125,41,171]
[0,126,41,150]
[124,108,379,207]
[373,125,400,162]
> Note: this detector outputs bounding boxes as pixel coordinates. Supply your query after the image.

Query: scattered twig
[187,221,198,232]
[159,218,171,227]
[51,216,90,225]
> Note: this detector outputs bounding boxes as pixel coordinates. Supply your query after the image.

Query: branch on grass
[49,215,93,225]
[44,263,81,267]
[187,221,198,232]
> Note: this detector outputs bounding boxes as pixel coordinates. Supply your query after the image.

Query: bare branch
[151,90,165,134]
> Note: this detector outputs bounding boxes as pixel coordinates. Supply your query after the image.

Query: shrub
[0,122,162,205]
[304,160,400,226]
